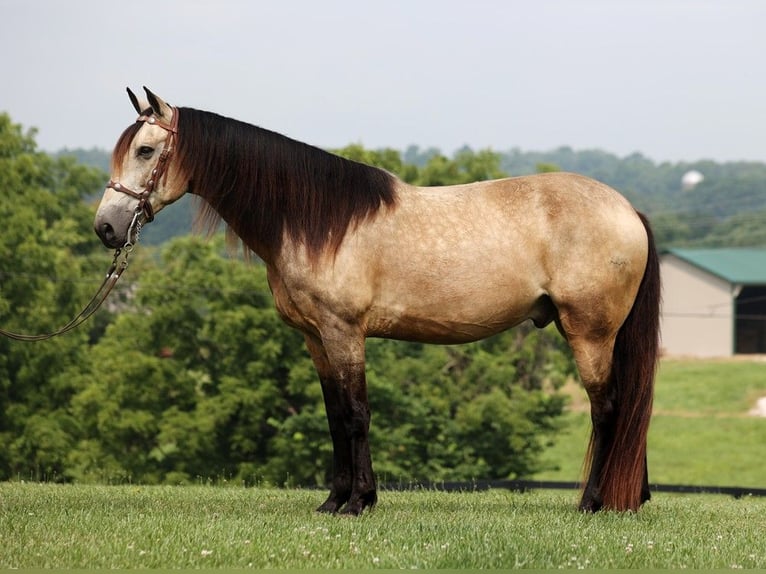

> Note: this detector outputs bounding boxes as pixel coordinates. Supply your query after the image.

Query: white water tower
[681,169,704,191]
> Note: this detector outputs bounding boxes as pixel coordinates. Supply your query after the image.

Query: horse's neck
[212,200,278,264]
[185,110,397,266]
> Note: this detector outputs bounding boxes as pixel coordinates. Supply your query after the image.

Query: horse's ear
[143,86,173,119]
[126,87,144,115]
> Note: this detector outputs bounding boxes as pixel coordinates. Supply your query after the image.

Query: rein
[0,225,136,342]
[0,109,178,342]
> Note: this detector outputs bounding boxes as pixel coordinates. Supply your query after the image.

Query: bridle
[106,107,180,230]
[0,108,179,342]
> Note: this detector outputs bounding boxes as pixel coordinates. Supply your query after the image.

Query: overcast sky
[2,0,763,163]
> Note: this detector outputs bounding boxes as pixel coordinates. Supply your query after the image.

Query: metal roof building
[660,248,766,357]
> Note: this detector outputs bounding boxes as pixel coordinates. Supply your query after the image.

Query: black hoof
[339,501,364,516]
[316,500,340,514]
[641,488,652,505]
[339,491,377,516]
[316,490,349,514]
[578,495,603,513]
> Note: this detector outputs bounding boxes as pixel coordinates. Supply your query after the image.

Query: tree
[333,144,419,183]
[333,145,507,187]
[63,236,318,484]
[414,148,507,186]
[365,324,572,482]
[62,141,766,250]
[59,234,572,485]
[452,146,507,182]
[3,127,574,486]
[0,113,106,480]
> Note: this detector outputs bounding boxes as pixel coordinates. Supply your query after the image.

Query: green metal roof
[664,248,766,285]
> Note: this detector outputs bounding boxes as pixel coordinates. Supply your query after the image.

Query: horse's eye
[137,146,154,158]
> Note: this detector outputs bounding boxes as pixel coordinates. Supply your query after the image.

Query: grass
[535,357,766,487]
[653,358,766,416]
[2,482,766,569]
[3,357,766,569]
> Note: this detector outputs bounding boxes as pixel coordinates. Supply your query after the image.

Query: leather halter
[0,108,179,342]
[106,107,179,223]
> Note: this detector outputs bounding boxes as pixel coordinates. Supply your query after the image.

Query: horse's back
[378,172,647,290]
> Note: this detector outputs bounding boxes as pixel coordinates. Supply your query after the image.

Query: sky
[1,0,764,163]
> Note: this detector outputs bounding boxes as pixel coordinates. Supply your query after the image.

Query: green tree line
[2,113,573,486]
[345,145,766,250]
[60,143,766,250]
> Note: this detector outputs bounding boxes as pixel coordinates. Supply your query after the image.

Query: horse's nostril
[95,221,119,247]
[101,222,115,240]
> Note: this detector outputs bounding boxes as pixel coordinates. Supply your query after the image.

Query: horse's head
[94,87,186,248]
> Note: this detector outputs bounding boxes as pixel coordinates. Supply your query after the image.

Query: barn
[660,248,766,357]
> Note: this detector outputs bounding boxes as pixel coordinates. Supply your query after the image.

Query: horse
[94,87,660,516]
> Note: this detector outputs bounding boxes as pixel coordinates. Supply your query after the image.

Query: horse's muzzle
[93,204,134,249]
[95,220,121,248]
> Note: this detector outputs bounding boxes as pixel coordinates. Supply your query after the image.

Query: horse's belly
[370,317,524,344]
[366,295,542,344]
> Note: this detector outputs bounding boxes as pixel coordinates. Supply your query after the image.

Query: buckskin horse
[94,87,660,515]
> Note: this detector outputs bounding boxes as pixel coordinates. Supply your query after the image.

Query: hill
[57,145,766,248]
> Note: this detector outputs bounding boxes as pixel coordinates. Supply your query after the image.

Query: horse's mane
[170,107,398,260]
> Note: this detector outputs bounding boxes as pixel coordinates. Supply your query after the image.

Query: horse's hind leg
[564,328,651,512]
[304,333,377,516]
[556,318,620,512]
[579,362,617,513]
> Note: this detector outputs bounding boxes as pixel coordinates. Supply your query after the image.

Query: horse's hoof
[641,489,652,504]
[316,495,345,514]
[316,502,338,514]
[578,497,603,513]
[339,500,365,516]
[339,491,377,516]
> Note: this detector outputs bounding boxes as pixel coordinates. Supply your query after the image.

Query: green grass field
[2,358,766,569]
[1,483,765,569]
[535,358,766,487]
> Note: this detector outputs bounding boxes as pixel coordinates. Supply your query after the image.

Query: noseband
[106,107,180,225]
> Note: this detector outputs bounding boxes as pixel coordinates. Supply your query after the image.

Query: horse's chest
[267,279,303,328]
[266,268,324,336]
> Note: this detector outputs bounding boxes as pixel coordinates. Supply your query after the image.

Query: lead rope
[0,206,142,342]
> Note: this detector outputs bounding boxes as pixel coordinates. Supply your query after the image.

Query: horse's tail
[598,211,661,510]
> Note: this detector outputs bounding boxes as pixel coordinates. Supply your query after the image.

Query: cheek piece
[106,108,179,224]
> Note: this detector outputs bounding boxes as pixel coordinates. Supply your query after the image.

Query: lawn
[1,482,765,569]
[535,357,766,487]
[2,357,765,569]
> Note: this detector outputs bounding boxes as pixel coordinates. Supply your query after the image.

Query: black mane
[175,107,398,260]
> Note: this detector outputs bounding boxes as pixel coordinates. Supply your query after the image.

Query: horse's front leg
[304,333,377,516]
[335,363,377,516]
